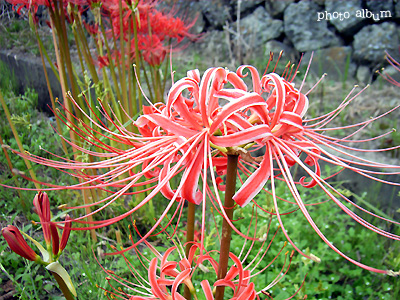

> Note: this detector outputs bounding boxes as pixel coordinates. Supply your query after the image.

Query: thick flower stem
[51,271,74,300]
[215,154,239,300]
[184,201,196,300]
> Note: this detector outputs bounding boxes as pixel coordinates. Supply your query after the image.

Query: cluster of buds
[2,192,76,297]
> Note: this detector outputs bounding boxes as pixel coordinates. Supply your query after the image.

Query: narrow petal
[233,144,272,207]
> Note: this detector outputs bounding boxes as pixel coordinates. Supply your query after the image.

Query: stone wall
[172,0,400,83]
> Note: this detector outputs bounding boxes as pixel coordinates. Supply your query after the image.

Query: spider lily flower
[96,222,301,300]
[3,57,400,273]
[100,0,197,67]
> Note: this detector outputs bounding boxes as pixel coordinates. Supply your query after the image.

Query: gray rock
[199,0,231,29]
[265,0,294,18]
[231,0,264,14]
[356,66,371,84]
[353,22,399,66]
[313,0,326,6]
[324,0,364,34]
[192,30,231,65]
[395,1,400,18]
[284,1,340,52]
[234,7,283,48]
[302,47,356,81]
[0,50,62,114]
[365,0,394,17]
[264,40,298,63]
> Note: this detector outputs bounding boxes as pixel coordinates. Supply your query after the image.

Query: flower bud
[50,223,59,256]
[59,215,72,252]
[33,192,51,245]
[2,225,39,261]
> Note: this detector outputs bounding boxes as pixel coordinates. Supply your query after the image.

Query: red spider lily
[137,34,167,66]
[4,56,400,274]
[6,0,79,22]
[6,0,50,15]
[96,222,301,300]
[102,0,195,41]
[2,225,40,262]
[100,0,196,66]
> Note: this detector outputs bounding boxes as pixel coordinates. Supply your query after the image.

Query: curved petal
[210,125,272,148]
[233,144,272,207]
[236,65,261,94]
[201,280,215,300]
[210,93,267,133]
[180,141,205,205]
[137,114,198,138]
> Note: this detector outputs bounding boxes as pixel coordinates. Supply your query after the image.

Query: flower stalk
[50,271,75,300]
[184,201,196,300]
[215,154,239,300]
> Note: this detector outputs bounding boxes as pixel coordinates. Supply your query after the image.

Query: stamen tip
[259,233,268,242]
[387,270,400,277]
[310,253,321,263]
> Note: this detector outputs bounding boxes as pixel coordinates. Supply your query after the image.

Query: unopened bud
[2,225,39,262]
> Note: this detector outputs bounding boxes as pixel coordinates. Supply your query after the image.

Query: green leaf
[46,261,77,297]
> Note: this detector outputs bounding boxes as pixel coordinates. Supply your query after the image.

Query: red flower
[33,191,51,245]
[96,236,300,300]
[59,215,72,252]
[5,58,400,274]
[2,225,39,262]
[137,34,166,66]
[4,192,72,260]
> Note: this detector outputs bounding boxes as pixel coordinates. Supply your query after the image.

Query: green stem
[215,154,239,300]
[34,24,69,156]
[132,6,142,109]
[51,271,75,300]
[184,202,196,300]
[118,0,128,120]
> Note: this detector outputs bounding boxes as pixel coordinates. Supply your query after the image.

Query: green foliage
[0,86,75,212]
[0,19,41,56]
[0,60,18,94]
